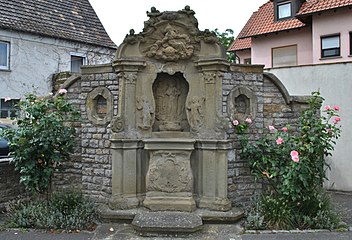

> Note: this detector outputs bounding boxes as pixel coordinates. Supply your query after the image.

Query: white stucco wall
[252,27,313,68]
[0,30,115,99]
[267,62,352,191]
[312,8,352,64]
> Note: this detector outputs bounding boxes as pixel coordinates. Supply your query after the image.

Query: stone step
[132,211,203,237]
[99,205,244,224]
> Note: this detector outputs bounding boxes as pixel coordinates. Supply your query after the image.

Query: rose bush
[1,90,80,195]
[241,92,342,229]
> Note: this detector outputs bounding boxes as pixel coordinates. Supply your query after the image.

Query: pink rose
[324,105,331,111]
[276,137,283,145]
[58,88,68,95]
[245,118,252,124]
[333,117,341,124]
[4,97,11,102]
[290,150,299,163]
[292,156,299,163]
[232,120,239,126]
[268,125,276,131]
[290,150,299,157]
[282,127,288,132]
[333,106,340,111]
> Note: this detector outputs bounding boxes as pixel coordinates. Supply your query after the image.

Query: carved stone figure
[187,96,204,129]
[136,96,154,130]
[152,73,189,132]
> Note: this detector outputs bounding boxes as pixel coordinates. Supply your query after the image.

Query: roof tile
[238,1,305,39]
[228,37,251,51]
[297,0,352,16]
[0,0,116,48]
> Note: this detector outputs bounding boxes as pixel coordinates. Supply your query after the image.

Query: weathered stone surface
[132,211,203,236]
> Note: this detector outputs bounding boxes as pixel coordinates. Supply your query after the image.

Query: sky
[88,0,268,45]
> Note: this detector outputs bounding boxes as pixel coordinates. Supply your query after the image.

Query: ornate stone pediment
[144,24,195,61]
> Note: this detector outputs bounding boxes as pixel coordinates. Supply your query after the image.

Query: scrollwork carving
[145,24,194,62]
[111,117,124,132]
[203,72,217,84]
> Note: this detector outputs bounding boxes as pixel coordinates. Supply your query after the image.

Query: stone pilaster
[193,140,232,211]
[109,139,145,210]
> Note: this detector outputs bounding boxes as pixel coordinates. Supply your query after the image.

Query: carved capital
[118,72,138,85]
[202,71,217,84]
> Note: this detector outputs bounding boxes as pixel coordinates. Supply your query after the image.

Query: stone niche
[107,6,235,224]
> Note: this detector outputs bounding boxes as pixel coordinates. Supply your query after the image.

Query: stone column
[109,139,144,210]
[143,138,196,212]
[194,140,232,211]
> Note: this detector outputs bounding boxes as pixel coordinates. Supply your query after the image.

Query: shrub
[1,91,80,194]
[241,92,342,229]
[6,191,97,231]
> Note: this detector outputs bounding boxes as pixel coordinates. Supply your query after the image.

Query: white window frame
[277,1,292,20]
[0,41,10,70]
[70,52,86,73]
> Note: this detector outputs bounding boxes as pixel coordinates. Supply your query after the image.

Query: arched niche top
[86,87,113,126]
[227,86,258,121]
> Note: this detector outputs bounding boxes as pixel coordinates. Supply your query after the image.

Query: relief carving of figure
[187,96,205,129]
[145,24,194,61]
[136,96,154,130]
[165,81,181,119]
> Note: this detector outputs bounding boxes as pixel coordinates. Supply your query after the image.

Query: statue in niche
[187,96,205,130]
[234,94,250,121]
[165,81,181,119]
[153,73,189,132]
[136,96,154,130]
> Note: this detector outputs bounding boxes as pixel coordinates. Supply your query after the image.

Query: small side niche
[87,87,113,125]
[227,86,257,122]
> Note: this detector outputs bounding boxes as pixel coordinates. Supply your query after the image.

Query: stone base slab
[198,197,232,211]
[132,211,203,237]
[143,195,196,212]
[99,205,244,224]
[108,195,139,210]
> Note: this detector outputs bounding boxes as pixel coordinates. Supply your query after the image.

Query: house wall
[236,49,251,64]
[252,27,313,68]
[0,29,115,99]
[267,62,352,191]
[312,8,352,64]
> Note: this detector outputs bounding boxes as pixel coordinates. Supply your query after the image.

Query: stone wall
[223,65,309,207]
[0,160,23,211]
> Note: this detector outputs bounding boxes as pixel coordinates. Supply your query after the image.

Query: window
[272,45,297,67]
[70,55,85,73]
[321,35,340,58]
[0,98,19,118]
[277,1,292,20]
[244,58,251,64]
[0,41,10,70]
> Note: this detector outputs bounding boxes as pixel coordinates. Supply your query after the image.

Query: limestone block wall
[53,66,118,204]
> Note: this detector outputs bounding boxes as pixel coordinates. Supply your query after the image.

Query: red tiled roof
[297,0,352,16]
[228,37,251,51]
[237,1,306,39]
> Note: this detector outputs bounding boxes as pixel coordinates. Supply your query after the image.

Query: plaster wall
[267,62,352,191]
[251,27,313,68]
[0,29,115,99]
[236,49,251,64]
[312,8,352,64]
